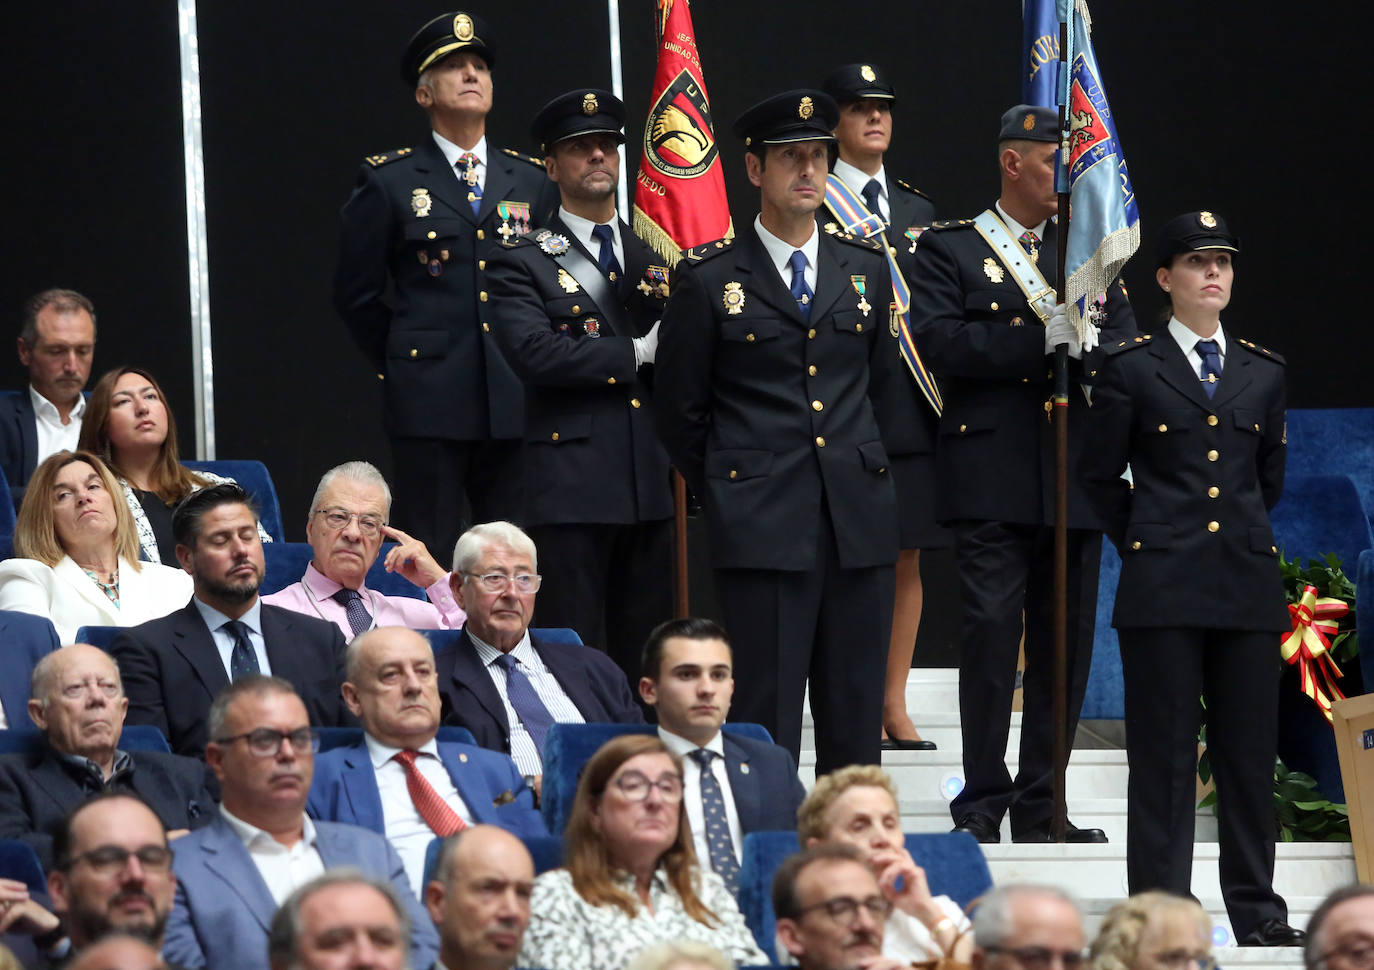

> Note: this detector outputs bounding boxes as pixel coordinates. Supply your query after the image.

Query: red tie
[393,749,467,836]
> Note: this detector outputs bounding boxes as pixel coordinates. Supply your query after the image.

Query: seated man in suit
[268,871,410,970]
[436,521,643,795]
[773,844,906,970]
[0,644,216,869]
[163,675,437,970]
[110,483,354,757]
[262,461,465,640]
[637,617,804,896]
[308,627,545,896]
[2,289,97,507]
[424,826,534,970]
[0,609,58,729]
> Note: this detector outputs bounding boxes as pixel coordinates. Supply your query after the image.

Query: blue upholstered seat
[184,459,285,542]
[260,541,429,600]
[315,725,476,752]
[421,627,584,659]
[0,838,45,893]
[1285,408,1374,525]
[0,724,170,754]
[421,832,563,887]
[0,465,16,537]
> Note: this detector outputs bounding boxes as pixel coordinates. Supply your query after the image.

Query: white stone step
[801,710,1023,754]
[1080,895,1325,956]
[895,796,1219,843]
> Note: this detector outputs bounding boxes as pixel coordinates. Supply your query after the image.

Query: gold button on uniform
[1208,486,1220,498]
[551,432,560,441]
[426,230,437,240]
[959,423,968,433]
[811,400,823,412]
[482,322,490,332]
[630,398,641,408]
[1207,521,1220,533]
[990,302,999,311]
[1131,541,1142,551]
[478,259,486,270]
[376,373,385,380]
[808,328,817,339]
[1271,545,1278,554]
[746,333,755,343]
[479,291,489,302]
[815,436,826,447]
[729,470,737,479]
[808,364,817,376]
[409,348,418,358]
[607,377,616,384]
[1207,414,1219,426]
[1253,423,1260,432]
[1207,450,1219,461]
[571,305,581,314]
[476,229,485,240]
[1158,423,1168,432]
[856,323,863,332]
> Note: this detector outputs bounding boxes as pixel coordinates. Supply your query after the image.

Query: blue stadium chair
[1085,536,1124,719]
[74,625,121,652]
[423,626,584,659]
[1270,473,1374,572]
[1286,408,1374,526]
[421,832,563,887]
[540,721,776,836]
[184,459,285,542]
[316,725,477,752]
[0,838,45,894]
[0,465,16,536]
[738,830,993,960]
[1359,549,1374,692]
[0,724,170,754]
[261,541,428,600]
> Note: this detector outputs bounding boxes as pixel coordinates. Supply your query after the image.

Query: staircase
[799,668,1356,967]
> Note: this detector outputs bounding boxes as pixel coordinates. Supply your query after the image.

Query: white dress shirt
[753,214,818,295]
[1168,316,1227,384]
[193,598,271,677]
[832,158,889,224]
[433,131,486,195]
[219,805,325,906]
[364,732,471,898]
[29,385,85,465]
[470,631,584,776]
[559,206,625,273]
[657,727,743,866]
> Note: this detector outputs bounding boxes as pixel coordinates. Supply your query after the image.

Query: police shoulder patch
[502,147,546,169]
[929,218,973,231]
[683,237,734,262]
[893,178,932,201]
[830,231,883,253]
[1104,334,1153,357]
[1233,338,1286,365]
[363,147,414,168]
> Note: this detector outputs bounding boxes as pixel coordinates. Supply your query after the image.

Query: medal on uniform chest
[722,281,745,315]
[639,265,670,298]
[904,227,925,253]
[557,268,579,293]
[428,258,443,277]
[410,188,432,217]
[537,231,571,256]
[850,275,871,317]
[584,318,601,337]
[983,258,1005,284]
[497,200,531,240]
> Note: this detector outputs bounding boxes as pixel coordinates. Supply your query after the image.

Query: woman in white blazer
[0,450,192,643]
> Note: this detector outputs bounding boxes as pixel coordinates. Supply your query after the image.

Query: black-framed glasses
[798,894,894,923]
[1148,951,1216,970]
[464,572,542,594]
[986,947,1088,970]
[313,507,386,537]
[612,770,683,802]
[214,727,319,757]
[61,844,172,875]
[1321,942,1374,970]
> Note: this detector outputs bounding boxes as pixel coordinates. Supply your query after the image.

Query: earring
[1164,285,1170,292]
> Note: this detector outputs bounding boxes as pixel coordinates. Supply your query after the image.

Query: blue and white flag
[1056,0,1140,334]
[1022,0,1060,106]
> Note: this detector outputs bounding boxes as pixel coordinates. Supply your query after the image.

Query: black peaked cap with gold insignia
[733,89,839,148]
[1155,210,1240,268]
[531,89,626,154]
[822,63,896,104]
[403,11,494,85]
[998,104,1058,143]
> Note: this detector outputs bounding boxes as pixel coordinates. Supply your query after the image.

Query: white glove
[1082,321,1100,354]
[633,321,661,368]
[1044,304,1083,360]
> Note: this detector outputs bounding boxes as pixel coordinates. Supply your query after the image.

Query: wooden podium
[1333,693,1374,881]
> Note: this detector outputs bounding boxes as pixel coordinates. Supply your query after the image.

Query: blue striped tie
[688,748,739,895]
[493,653,555,752]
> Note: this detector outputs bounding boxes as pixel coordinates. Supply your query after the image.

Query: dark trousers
[527,520,674,687]
[714,507,894,775]
[948,520,1100,833]
[1118,627,1286,936]
[390,437,524,563]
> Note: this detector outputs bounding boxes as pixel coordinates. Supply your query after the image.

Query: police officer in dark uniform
[1081,212,1302,946]
[908,105,1136,842]
[484,89,673,680]
[820,62,945,751]
[333,11,556,558]
[655,90,901,774]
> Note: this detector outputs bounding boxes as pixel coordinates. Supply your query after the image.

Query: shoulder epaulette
[1105,334,1154,356]
[682,237,735,263]
[826,228,883,252]
[501,147,546,169]
[893,178,933,202]
[929,218,974,230]
[1232,337,1286,365]
[362,147,413,168]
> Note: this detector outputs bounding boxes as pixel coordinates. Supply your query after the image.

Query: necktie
[1018,229,1040,262]
[457,152,482,215]
[222,620,260,681]
[788,250,813,320]
[493,653,556,752]
[1196,339,1223,398]
[330,588,372,638]
[861,178,883,223]
[393,750,467,836]
[591,223,623,281]
[688,749,739,895]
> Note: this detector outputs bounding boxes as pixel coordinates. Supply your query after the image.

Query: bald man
[425,826,535,970]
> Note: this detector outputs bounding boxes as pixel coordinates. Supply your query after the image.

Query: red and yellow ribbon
[1280,584,1349,724]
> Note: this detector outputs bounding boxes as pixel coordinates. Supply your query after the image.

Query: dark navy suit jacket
[436,629,643,756]
[0,610,58,725]
[0,392,38,505]
[306,737,546,838]
[718,731,807,833]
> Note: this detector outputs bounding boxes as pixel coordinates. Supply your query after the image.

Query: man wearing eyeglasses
[436,522,643,797]
[263,462,466,640]
[112,484,355,758]
[970,885,1086,970]
[162,676,437,970]
[1306,886,1374,970]
[772,843,908,970]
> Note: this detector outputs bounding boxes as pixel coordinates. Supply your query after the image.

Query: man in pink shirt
[264,461,465,638]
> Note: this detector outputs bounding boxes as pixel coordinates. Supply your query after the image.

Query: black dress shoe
[951,813,1001,843]
[1239,919,1306,947]
[1011,821,1108,843]
[881,737,938,750]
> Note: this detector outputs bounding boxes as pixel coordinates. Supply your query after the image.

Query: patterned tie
[788,249,813,320]
[861,178,883,223]
[591,223,623,281]
[393,750,467,836]
[493,653,556,752]
[1018,230,1040,262]
[330,588,372,638]
[688,748,739,895]
[1196,339,1223,398]
[457,152,482,215]
[222,620,260,681]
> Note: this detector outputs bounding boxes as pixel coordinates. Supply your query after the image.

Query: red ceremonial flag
[633,0,732,266]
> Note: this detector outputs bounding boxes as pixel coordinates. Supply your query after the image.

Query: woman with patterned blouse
[519,734,767,970]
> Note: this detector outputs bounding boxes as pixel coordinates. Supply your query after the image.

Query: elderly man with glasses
[264,461,466,640]
[162,676,437,970]
[435,521,643,801]
[972,885,1087,970]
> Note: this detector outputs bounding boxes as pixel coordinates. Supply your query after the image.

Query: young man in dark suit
[638,617,805,895]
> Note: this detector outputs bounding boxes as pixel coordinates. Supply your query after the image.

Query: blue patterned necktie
[591,223,623,281]
[688,748,739,895]
[330,588,372,638]
[788,249,813,320]
[861,178,883,223]
[493,653,555,752]
[1196,339,1222,398]
[458,152,482,215]
[222,620,260,681]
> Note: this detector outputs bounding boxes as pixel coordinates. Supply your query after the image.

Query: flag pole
[1051,16,1071,846]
